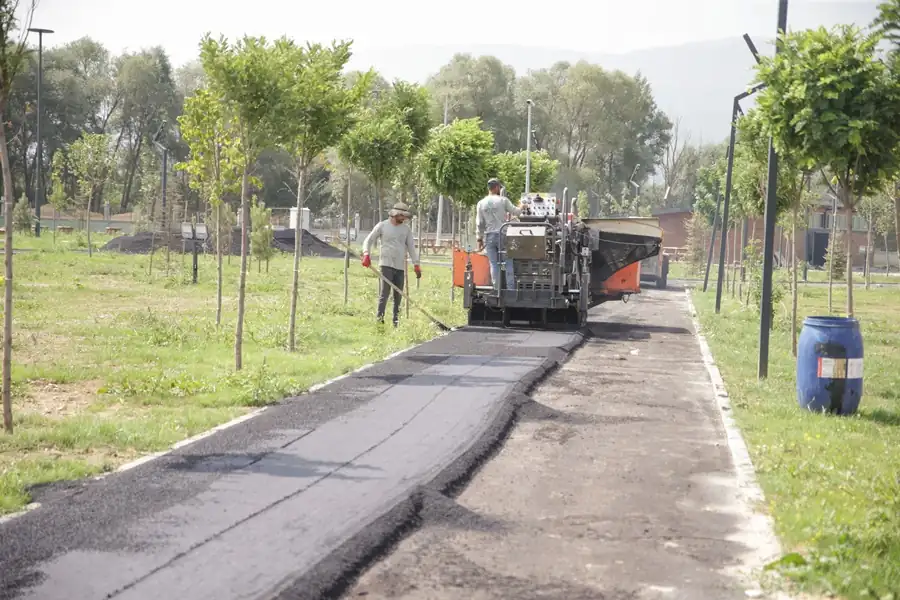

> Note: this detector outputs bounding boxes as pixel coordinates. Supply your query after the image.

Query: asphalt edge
[0,330,452,526]
[684,289,791,597]
[269,328,590,600]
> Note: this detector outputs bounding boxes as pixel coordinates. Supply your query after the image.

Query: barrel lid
[803,315,860,327]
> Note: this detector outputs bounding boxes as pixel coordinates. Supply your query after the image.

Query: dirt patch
[20,380,102,418]
[101,228,346,259]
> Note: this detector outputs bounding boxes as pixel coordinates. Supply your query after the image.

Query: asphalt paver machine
[462,190,663,329]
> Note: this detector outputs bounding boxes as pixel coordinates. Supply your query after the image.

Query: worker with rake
[361,202,422,327]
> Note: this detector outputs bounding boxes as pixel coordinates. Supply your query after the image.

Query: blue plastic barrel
[796,316,864,415]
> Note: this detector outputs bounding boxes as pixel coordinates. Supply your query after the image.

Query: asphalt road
[0,327,583,600]
[344,287,782,600]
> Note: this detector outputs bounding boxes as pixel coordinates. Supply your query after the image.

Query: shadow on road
[164,452,382,481]
[585,321,692,341]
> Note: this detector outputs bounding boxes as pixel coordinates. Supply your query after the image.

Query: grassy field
[0,243,464,514]
[669,259,899,285]
[693,286,900,599]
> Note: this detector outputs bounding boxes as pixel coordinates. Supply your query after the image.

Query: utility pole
[525,99,534,195]
[28,27,53,237]
[758,0,790,379]
[435,97,449,248]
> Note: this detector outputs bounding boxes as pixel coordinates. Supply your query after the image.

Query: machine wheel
[656,255,670,290]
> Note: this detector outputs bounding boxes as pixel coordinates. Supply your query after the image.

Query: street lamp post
[28,27,53,238]
[759,0,791,379]
[525,99,534,195]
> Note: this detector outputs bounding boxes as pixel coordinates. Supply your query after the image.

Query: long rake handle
[365,264,451,332]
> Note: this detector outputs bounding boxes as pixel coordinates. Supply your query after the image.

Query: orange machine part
[452,248,641,294]
[601,261,641,294]
[453,249,492,287]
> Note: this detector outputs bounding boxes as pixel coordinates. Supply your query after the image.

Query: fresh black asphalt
[0,327,584,600]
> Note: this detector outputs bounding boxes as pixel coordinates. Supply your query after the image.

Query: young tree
[69,133,114,258]
[200,34,289,370]
[419,118,496,209]
[249,195,274,272]
[48,150,72,243]
[339,109,412,219]
[754,25,900,316]
[386,79,434,204]
[278,40,369,352]
[176,87,242,326]
[488,149,560,201]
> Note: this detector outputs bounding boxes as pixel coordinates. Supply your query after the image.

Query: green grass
[670,259,899,286]
[0,244,464,514]
[0,230,117,252]
[693,286,900,599]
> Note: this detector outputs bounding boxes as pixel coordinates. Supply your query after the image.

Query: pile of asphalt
[101,228,346,259]
[275,330,588,600]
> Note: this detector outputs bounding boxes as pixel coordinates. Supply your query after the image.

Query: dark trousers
[377,266,405,325]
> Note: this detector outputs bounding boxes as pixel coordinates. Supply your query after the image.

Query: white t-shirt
[476,194,521,238]
[362,219,420,270]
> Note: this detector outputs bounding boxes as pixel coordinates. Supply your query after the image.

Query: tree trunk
[865,213,873,290]
[376,183,383,219]
[1,113,15,433]
[791,201,799,357]
[343,167,351,306]
[288,166,306,352]
[234,166,250,371]
[449,200,456,302]
[86,193,92,258]
[885,233,891,276]
[828,194,838,313]
[845,199,854,317]
[215,202,223,327]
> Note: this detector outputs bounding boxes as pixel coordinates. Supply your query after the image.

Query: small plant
[684,212,710,277]
[824,231,848,281]
[12,195,33,234]
[745,239,786,324]
[249,195,274,272]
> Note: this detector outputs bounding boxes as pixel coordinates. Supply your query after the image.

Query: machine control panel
[519,192,559,218]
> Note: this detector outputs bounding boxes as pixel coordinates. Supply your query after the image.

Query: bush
[745,239,786,325]
[684,212,710,277]
[824,231,847,281]
[12,195,34,234]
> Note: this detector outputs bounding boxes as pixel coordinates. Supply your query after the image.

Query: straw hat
[389,202,412,218]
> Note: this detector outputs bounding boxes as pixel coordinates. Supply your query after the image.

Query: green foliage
[732,109,799,220]
[824,230,848,281]
[418,118,495,208]
[278,41,370,170]
[12,194,32,234]
[249,196,274,268]
[684,212,709,277]
[68,133,114,206]
[338,109,413,198]
[199,35,290,158]
[745,239,786,321]
[48,151,71,214]
[488,149,559,201]
[175,87,242,207]
[754,26,900,203]
[692,158,725,226]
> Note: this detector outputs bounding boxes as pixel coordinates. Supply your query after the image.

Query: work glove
[414,265,422,279]
[361,254,371,268]
[476,238,484,252]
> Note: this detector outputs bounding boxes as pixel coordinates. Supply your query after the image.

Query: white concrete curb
[683,289,790,598]
[0,329,454,525]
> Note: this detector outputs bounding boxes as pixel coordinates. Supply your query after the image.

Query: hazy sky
[28,0,878,71]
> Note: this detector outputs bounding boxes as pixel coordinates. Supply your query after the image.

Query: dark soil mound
[101,227,347,259]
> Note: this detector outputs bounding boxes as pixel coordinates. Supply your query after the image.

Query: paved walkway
[345,288,781,600]
[0,329,581,600]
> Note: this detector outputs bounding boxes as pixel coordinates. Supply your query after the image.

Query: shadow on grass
[860,408,900,427]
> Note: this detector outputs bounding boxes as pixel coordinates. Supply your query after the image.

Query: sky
[27,0,880,74]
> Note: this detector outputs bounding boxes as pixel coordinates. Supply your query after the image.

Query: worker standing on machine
[476,178,521,290]
[361,202,422,327]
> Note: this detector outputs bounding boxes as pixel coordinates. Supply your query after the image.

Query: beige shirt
[362,219,420,270]
[476,194,521,238]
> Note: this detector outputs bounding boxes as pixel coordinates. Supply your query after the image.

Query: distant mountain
[347,1,882,142]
